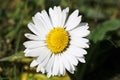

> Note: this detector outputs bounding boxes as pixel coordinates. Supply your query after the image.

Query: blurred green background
[0,0,120,80]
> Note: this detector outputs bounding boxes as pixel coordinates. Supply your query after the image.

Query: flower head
[23,6,90,77]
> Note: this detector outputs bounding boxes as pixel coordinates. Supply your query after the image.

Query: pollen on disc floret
[46,27,69,54]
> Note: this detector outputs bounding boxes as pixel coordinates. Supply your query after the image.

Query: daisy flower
[23,6,90,77]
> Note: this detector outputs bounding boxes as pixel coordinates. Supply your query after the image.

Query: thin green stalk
[15,31,21,54]
[13,65,17,80]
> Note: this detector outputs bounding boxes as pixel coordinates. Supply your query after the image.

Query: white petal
[41,67,45,73]
[65,10,81,30]
[36,64,46,73]
[49,7,57,27]
[36,52,51,72]
[79,23,89,29]
[64,51,78,66]
[30,60,39,67]
[66,45,87,58]
[58,54,65,75]
[62,66,66,76]
[69,30,90,38]
[69,23,90,37]
[46,54,55,74]
[34,11,53,31]
[27,23,40,35]
[47,71,52,78]
[41,10,53,29]
[23,41,46,49]
[49,6,62,27]
[24,33,45,41]
[24,46,50,57]
[49,8,56,27]
[78,57,86,63]
[41,52,51,66]
[56,6,62,27]
[61,53,71,72]
[62,53,74,73]
[36,64,42,72]
[52,55,60,76]
[24,49,29,53]
[61,7,69,27]
[55,7,69,28]
[62,53,75,73]
[24,47,41,57]
[36,52,51,73]
[70,37,89,48]
[41,53,51,67]
[32,17,49,34]
[70,36,89,43]
[49,7,69,28]
[54,6,62,27]
[36,47,51,62]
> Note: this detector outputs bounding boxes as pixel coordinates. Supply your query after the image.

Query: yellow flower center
[46,27,69,54]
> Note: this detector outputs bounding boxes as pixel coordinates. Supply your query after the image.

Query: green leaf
[0,52,32,62]
[89,19,120,43]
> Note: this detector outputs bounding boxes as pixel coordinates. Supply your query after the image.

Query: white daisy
[23,6,90,77]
